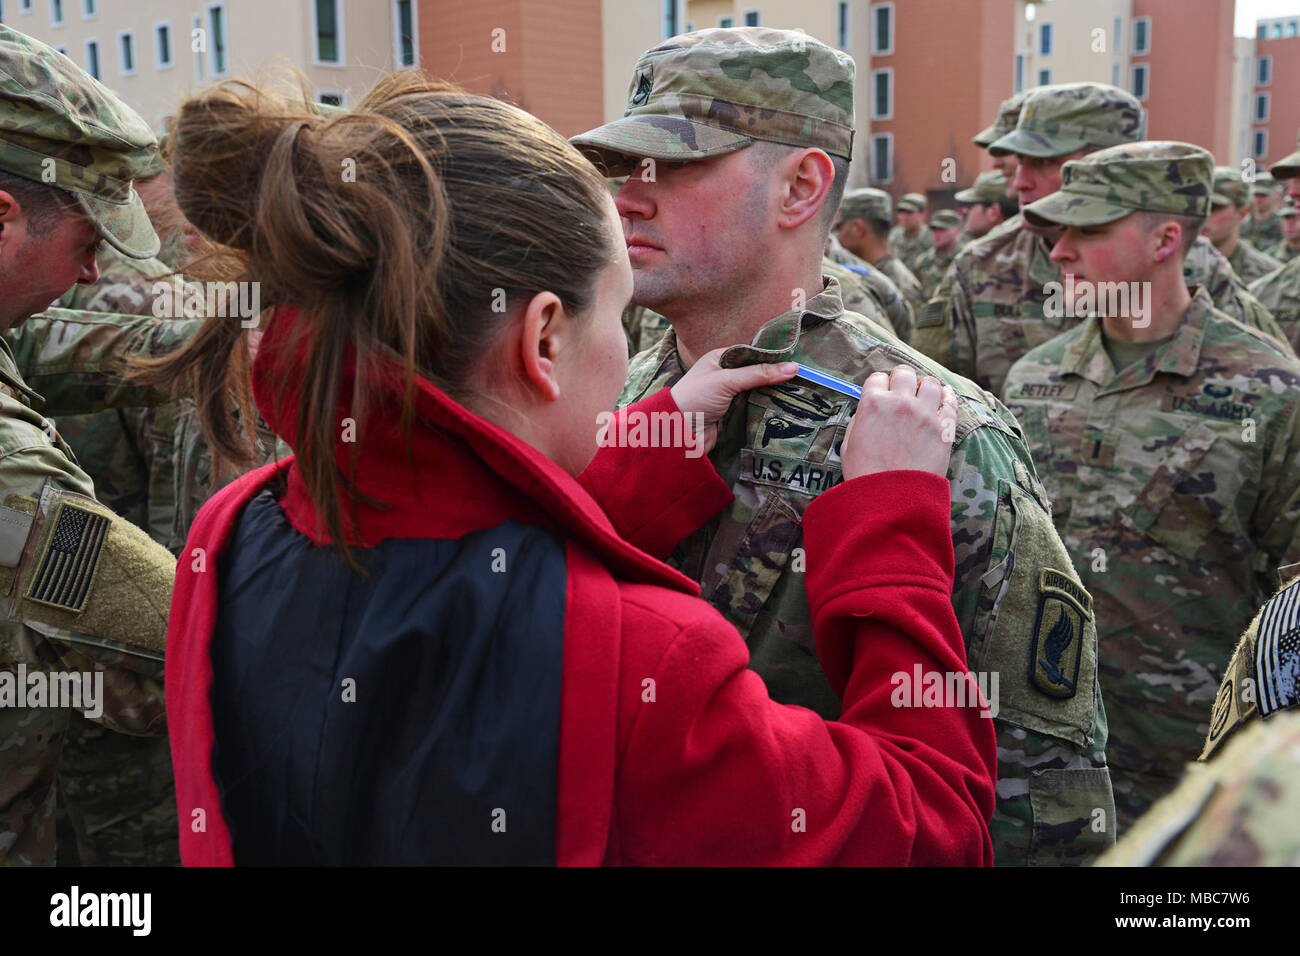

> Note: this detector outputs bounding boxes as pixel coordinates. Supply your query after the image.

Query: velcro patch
[917,298,947,328]
[1007,380,1080,402]
[24,501,110,613]
[0,502,33,568]
[1255,583,1300,718]
[1029,569,1092,700]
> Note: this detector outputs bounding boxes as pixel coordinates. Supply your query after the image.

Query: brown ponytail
[137,71,618,564]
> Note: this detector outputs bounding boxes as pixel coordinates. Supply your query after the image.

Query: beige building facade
[5,0,418,129]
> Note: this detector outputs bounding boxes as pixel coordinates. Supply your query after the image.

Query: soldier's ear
[778,148,835,232]
[0,191,18,243]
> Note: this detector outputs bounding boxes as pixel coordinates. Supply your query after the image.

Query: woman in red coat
[155,72,996,865]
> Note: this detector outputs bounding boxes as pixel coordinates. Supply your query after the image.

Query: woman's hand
[670,349,798,455]
[840,365,958,481]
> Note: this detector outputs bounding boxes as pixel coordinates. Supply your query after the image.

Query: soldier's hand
[670,349,798,455]
[841,366,958,480]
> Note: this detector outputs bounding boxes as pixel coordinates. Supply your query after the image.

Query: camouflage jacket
[621,276,1115,866]
[888,224,933,274]
[875,252,925,318]
[820,259,910,342]
[1249,258,1300,354]
[919,216,1293,397]
[913,244,958,300]
[622,305,672,358]
[1265,241,1300,264]
[1003,289,1300,807]
[1240,211,1283,248]
[1228,238,1283,285]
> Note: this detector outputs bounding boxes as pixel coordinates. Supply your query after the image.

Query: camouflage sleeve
[948,414,1115,865]
[7,309,200,414]
[1253,396,1300,567]
[915,261,975,378]
[1239,290,1297,359]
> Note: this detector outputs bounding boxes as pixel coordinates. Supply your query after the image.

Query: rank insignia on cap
[1254,583,1300,717]
[631,67,653,107]
[25,501,109,614]
[1030,569,1092,699]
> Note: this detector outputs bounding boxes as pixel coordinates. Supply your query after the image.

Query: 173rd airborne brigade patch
[1030,569,1092,699]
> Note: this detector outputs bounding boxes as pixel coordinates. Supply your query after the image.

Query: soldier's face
[1049,215,1149,294]
[896,209,923,232]
[1289,177,1300,205]
[1252,193,1273,216]
[614,150,769,313]
[1283,217,1300,242]
[1200,203,1240,246]
[965,203,1000,238]
[932,226,960,250]
[990,154,1019,182]
[0,199,100,329]
[1013,151,1084,207]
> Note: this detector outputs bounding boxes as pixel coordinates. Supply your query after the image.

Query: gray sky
[1236,0,1300,35]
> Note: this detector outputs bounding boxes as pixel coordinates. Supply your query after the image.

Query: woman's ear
[517,290,570,403]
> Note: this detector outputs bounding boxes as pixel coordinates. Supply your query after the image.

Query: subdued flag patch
[25,500,109,613]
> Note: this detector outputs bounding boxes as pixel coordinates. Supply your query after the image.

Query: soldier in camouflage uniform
[1240,173,1284,249]
[956,170,1016,243]
[574,26,1115,866]
[1265,202,1300,263]
[1201,165,1283,284]
[1002,142,1300,828]
[1099,566,1300,865]
[1249,152,1300,351]
[919,83,1290,396]
[834,188,926,319]
[888,193,932,274]
[820,251,910,342]
[973,91,1029,187]
[913,209,963,299]
[0,25,195,866]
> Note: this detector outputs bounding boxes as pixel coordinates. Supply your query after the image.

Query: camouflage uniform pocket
[1028,766,1116,865]
[975,476,1099,748]
[705,487,802,640]
[911,298,953,368]
[1014,407,1067,522]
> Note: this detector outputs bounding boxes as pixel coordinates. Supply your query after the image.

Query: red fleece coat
[166,308,996,866]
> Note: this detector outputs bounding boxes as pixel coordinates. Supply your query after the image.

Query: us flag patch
[25,502,109,613]
[1255,582,1300,718]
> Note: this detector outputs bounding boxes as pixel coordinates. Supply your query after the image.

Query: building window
[315,0,343,63]
[1256,92,1270,122]
[19,0,30,12]
[155,22,171,68]
[1255,129,1268,159]
[1014,52,1026,93]
[871,3,893,56]
[192,14,203,82]
[743,10,758,27]
[1259,55,1272,86]
[118,30,135,75]
[870,133,893,184]
[1259,24,1267,39]
[82,0,94,19]
[318,91,344,107]
[870,68,892,120]
[1133,17,1150,54]
[837,1,849,49]
[394,0,416,67]
[661,0,677,38]
[206,3,227,76]
[1131,63,1148,100]
[1113,16,1122,53]
[718,16,733,28]
[1290,21,1298,37]
[1240,130,1247,159]
[1037,68,1051,86]
[1272,23,1282,38]
[1111,62,1119,86]
[1039,23,1052,56]
[84,38,98,79]
[50,0,62,27]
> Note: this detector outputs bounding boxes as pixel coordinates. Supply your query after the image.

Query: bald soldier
[1002,142,1300,828]
[574,26,1114,865]
[1202,166,1283,284]
[834,189,926,318]
[913,209,963,299]
[0,25,197,866]
[888,193,932,274]
[919,82,1290,396]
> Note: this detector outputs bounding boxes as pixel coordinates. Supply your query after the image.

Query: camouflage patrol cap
[837,187,891,223]
[954,170,1008,203]
[989,82,1145,159]
[0,26,159,258]
[1272,150,1300,180]
[1281,201,1299,218]
[570,27,854,170]
[929,209,963,229]
[1211,166,1249,207]
[1250,169,1279,193]
[1022,141,1214,229]
[972,91,1029,148]
[897,192,927,212]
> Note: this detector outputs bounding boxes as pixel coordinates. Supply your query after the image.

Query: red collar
[252,307,696,592]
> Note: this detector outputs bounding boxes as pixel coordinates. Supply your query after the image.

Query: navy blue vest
[210,490,565,864]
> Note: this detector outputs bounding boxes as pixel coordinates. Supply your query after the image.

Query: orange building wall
[1133,0,1235,160]
[876,0,1014,208]
[1256,34,1300,166]
[418,0,603,138]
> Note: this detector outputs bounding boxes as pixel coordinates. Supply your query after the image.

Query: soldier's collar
[0,335,45,408]
[1061,288,1210,390]
[716,276,843,369]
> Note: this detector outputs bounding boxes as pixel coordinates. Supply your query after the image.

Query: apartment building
[2,0,418,129]
[1252,16,1300,168]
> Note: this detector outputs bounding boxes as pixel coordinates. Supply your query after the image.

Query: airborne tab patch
[1029,569,1092,699]
[25,501,109,614]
